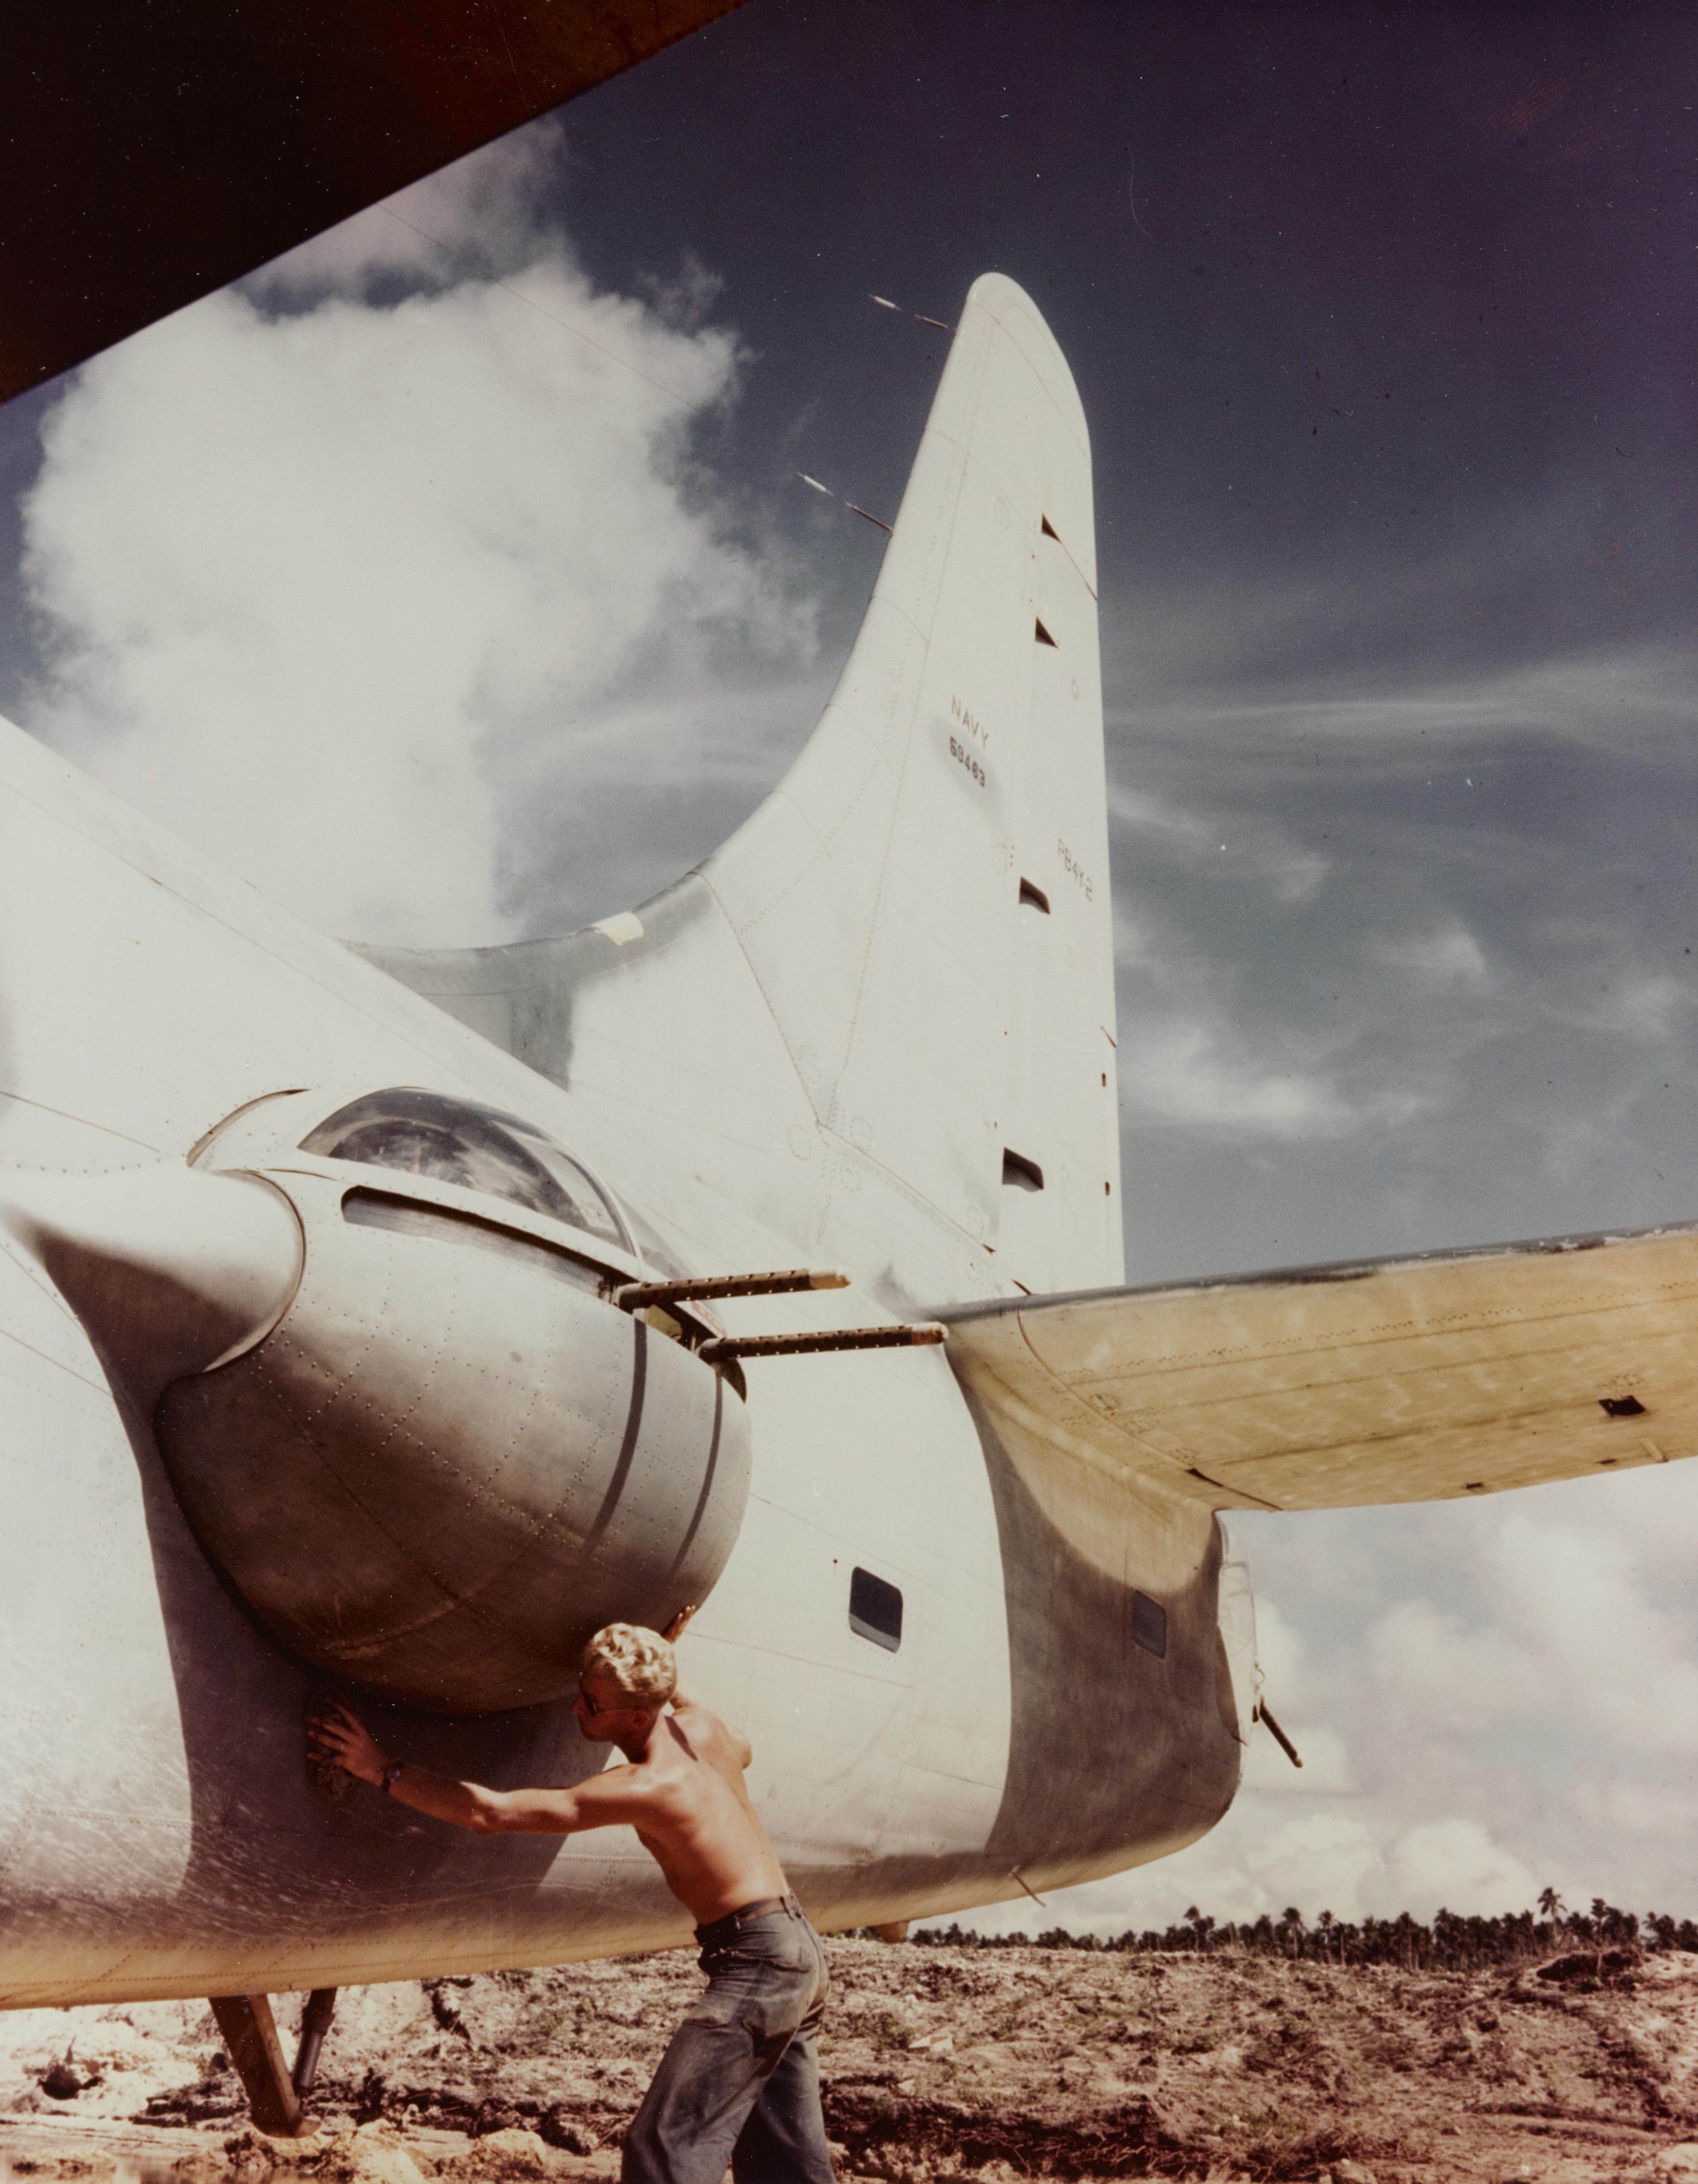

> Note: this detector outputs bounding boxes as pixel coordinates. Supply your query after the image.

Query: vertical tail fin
[364,275,1122,1294]
[701,274,1121,1289]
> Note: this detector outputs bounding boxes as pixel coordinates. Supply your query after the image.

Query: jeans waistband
[693,1893,800,1947]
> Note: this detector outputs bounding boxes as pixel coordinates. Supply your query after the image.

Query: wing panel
[942,1226,1698,1510]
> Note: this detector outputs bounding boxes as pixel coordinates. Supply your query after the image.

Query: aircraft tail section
[700,274,1121,1290]
[366,276,1122,1295]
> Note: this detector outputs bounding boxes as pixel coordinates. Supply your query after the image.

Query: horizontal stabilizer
[940,1223,1698,1510]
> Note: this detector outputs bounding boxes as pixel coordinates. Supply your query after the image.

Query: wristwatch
[380,1760,406,1794]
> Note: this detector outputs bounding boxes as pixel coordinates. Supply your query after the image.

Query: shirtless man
[307,1612,832,2184]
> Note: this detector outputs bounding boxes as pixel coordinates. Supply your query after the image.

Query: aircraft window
[1131,1591,1167,1660]
[343,1190,605,1292]
[1018,878,1051,914]
[849,1567,903,1653]
[301,1087,630,1250]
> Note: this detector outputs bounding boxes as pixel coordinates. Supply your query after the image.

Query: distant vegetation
[910,1896,1698,1971]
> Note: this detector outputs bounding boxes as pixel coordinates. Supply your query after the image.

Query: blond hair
[582,1623,676,1707]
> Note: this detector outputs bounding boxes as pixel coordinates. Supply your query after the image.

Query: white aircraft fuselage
[9,271,1685,2023]
[0,276,1249,2008]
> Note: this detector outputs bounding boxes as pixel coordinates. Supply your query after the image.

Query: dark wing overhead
[0,0,748,407]
[941,1222,1698,1511]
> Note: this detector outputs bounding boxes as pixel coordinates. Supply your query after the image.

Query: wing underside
[941,1223,1698,1511]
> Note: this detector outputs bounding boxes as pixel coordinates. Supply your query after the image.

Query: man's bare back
[613,1697,788,1922]
[307,1612,836,2184]
[307,1608,787,1924]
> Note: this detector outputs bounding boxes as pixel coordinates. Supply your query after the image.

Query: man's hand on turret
[305,1699,637,1835]
[308,1700,387,1787]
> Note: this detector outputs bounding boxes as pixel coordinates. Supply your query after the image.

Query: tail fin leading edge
[702,274,1121,1291]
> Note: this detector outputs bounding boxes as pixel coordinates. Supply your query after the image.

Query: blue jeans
[621,1898,834,2184]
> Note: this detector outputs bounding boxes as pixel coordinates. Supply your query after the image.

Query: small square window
[849,1567,903,1652]
[1131,1591,1167,1659]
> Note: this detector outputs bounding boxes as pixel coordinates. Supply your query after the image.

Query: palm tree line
[908,1895,1698,1971]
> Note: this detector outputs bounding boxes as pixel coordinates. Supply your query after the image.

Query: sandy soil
[3,1940,1696,2183]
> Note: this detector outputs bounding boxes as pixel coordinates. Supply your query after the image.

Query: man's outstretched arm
[308,1705,638,1835]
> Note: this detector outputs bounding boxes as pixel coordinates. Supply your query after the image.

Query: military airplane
[4,272,1697,2135]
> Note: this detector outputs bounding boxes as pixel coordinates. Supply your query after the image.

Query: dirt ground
[3,1940,1696,2184]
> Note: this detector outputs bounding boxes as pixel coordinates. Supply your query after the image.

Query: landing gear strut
[208,1988,338,2136]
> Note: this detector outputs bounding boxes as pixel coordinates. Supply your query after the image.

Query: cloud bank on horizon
[973,1452,1698,1936]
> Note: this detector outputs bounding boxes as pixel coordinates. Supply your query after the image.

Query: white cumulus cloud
[1568,1780,1698,1840]
[1119,1023,1357,1137]
[18,138,814,945]
[1372,922,1490,989]
[1483,1508,1698,1757]
[1246,1813,1383,1914]
[1384,1819,1542,1914]
[1365,1597,1545,1734]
